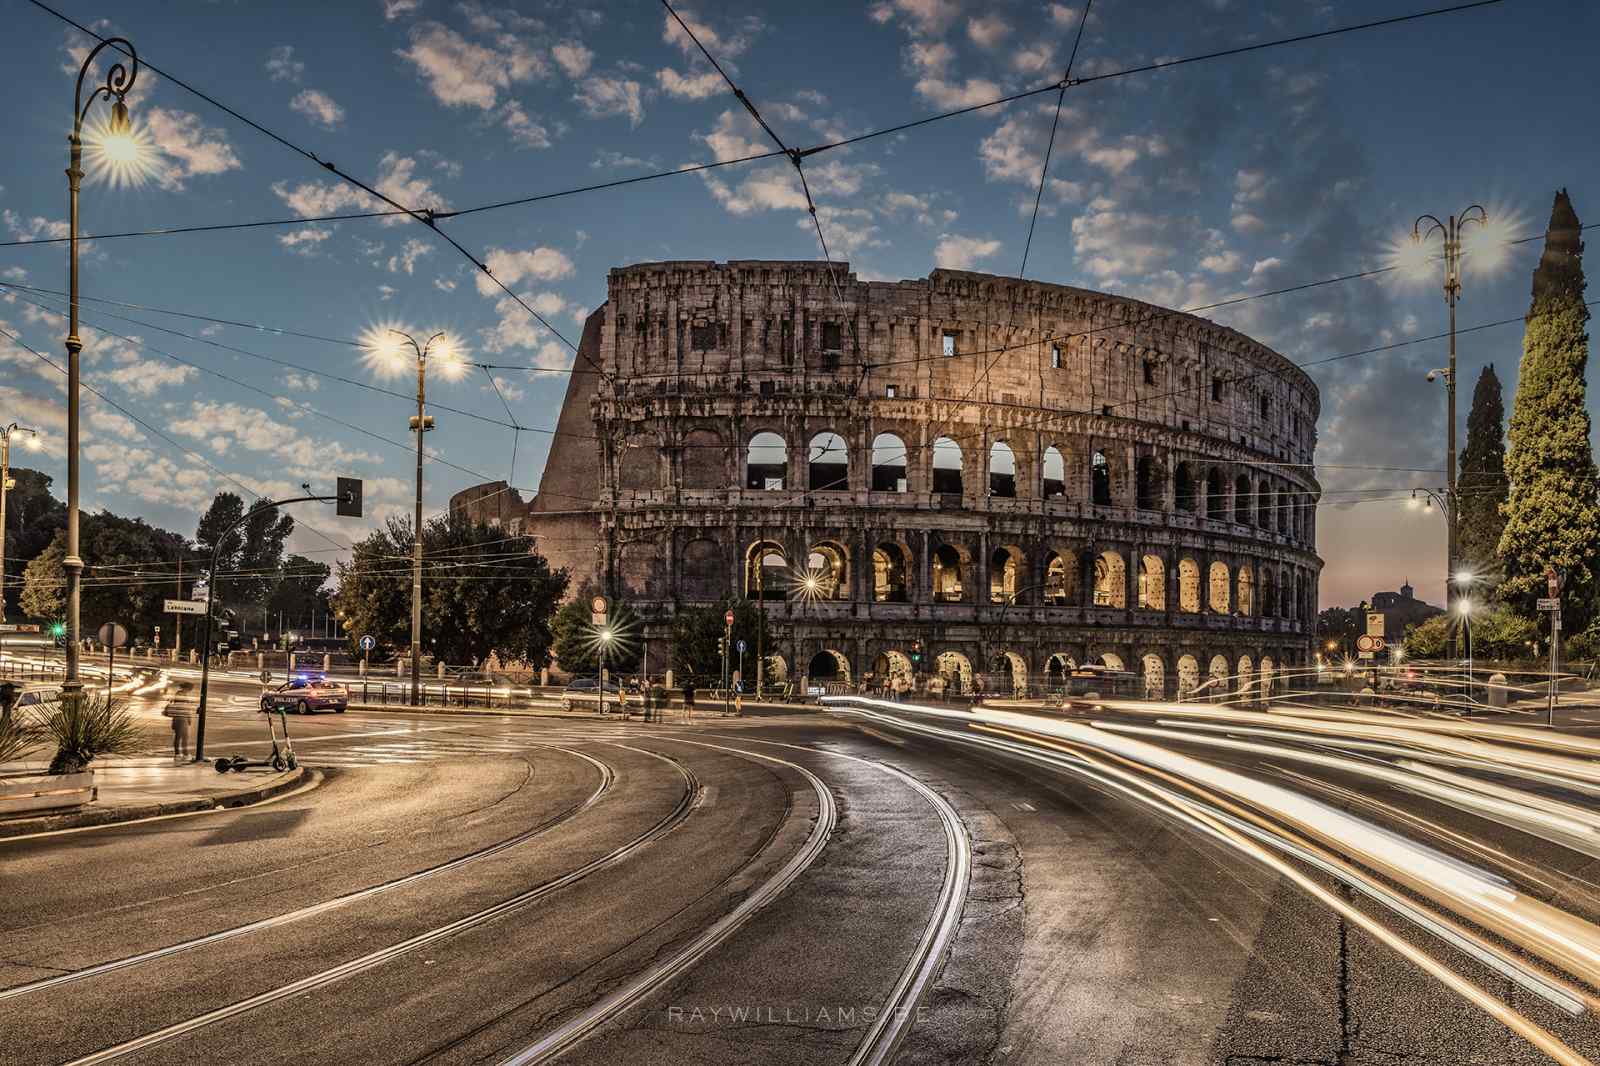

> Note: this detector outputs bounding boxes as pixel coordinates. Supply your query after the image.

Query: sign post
[359,634,375,678]
[1545,569,1563,725]
[722,609,734,716]
[96,622,128,698]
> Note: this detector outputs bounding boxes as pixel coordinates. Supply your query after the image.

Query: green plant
[0,714,41,765]
[34,692,145,774]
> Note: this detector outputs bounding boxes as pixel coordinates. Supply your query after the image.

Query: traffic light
[717,636,728,656]
[910,640,923,665]
[51,621,66,648]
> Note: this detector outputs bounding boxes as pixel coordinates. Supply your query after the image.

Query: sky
[0,0,1594,609]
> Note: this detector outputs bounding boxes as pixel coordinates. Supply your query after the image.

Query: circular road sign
[724,610,735,627]
[96,622,128,649]
[590,595,609,615]
[1356,634,1386,653]
[737,640,747,654]
[359,635,376,652]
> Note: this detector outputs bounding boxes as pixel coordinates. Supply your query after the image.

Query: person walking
[164,682,198,763]
[681,677,696,713]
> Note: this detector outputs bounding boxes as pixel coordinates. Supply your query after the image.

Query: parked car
[563,676,621,710]
[261,675,348,714]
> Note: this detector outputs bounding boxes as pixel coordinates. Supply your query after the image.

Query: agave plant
[0,714,41,765]
[34,692,145,775]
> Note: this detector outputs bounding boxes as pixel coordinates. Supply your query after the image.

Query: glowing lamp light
[1453,569,1476,586]
[598,628,614,644]
[359,325,411,377]
[428,332,471,381]
[82,111,156,189]
[21,431,42,451]
[1457,598,1473,617]
[1460,211,1521,275]
[1387,232,1435,282]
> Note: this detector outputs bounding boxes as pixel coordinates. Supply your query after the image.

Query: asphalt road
[5,695,1600,1065]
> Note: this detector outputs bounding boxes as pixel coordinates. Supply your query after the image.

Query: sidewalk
[0,756,306,839]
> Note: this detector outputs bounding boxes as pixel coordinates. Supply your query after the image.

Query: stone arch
[1177,654,1200,698]
[872,650,913,689]
[679,537,724,601]
[1279,573,1291,619]
[1237,655,1254,700]
[1208,561,1231,613]
[1045,652,1076,686]
[1277,488,1290,534]
[932,436,964,494]
[932,542,968,602]
[1234,473,1252,524]
[1042,445,1066,498]
[989,544,1026,604]
[1044,550,1078,605]
[1208,653,1230,691]
[1236,563,1255,616]
[745,540,787,600]
[1137,553,1166,610]
[990,650,1027,696]
[935,650,974,695]
[1260,567,1276,618]
[808,431,850,492]
[1259,656,1276,699]
[1093,550,1126,608]
[1098,651,1126,671]
[872,541,911,603]
[1257,478,1272,530]
[1175,461,1197,512]
[1091,450,1113,506]
[746,431,787,490]
[1141,653,1166,698]
[617,541,653,598]
[871,432,908,492]
[681,427,728,489]
[1179,557,1201,613]
[618,433,662,492]
[764,654,789,685]
[808,648,852,685]
[803,541,849,600]
[989,440,1017,498]
[1135,454,1161,510]
[1206,468,1226,521]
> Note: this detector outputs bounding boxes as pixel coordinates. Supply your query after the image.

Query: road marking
[1011,801,1036,812]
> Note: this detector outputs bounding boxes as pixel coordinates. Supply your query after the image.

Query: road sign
[1538,598,1560,611]
[260,669,272,685]
[590,595,609,625]
[1365,612,1385,638]
[1356,634,1386,654]
[336,476,364,518]
[1548,569,1560,597]
[164,598,206,615]
[96,622,128,649]
[1358,650,1375,660]
[359,634,376,652]
[724,610,735,627]
[0,623,40,633]
[737,640,747,654]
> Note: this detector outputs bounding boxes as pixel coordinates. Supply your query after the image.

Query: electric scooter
[214,707,299,773]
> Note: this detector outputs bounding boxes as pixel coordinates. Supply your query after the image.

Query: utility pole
[174,555,183,661]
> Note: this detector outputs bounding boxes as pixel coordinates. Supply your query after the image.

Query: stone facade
[464,259,1323,697]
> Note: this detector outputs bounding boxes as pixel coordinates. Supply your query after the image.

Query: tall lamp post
[64,39,143,700]
[361,329,463,707]
[1407,206,1487,655]
[0,424,42,658]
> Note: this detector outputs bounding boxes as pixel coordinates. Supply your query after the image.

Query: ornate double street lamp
[63,39,144,700]
[361,328,465,707]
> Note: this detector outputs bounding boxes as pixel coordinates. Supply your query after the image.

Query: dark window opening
[1136,456,1160,510]
[1212,376,1225,402]
[1260,394,1271,419]
[691,323,716,351]
[1143,359,1156,385]
[1091,451,1112,506]
[822,322,842,351]
[1207,469,1225,521]
[1175,463,1196,512]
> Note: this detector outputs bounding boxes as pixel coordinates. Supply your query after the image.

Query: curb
[0,765,308,839]
[345,702,610,720]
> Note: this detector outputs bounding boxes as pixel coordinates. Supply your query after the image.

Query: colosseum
[451,259,1323,699]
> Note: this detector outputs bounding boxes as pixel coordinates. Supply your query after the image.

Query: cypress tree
[1497,189,1600,630]
[1456,364,1509,578]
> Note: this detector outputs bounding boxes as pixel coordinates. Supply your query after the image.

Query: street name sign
[1538,598,1561,611]
[0,623,40,633]
[165,599,206,615]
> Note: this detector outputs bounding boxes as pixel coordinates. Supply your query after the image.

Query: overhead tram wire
[1019,0,1094,280]
[0,325,352,555]
[4,2,1498,257]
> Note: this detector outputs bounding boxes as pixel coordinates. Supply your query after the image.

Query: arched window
[1237,564,1255,615]
[1257,478,1271,530]
[1044,551,1077,605]
[1208,561,1231,613]
[1042,446,1066,498]
[1179,557,1201,613]
[1177,654,1200,698]
[1174,462,1196,512]
[872,543,910,603]
[1260,567,1276,618]
[618,434,661,492]
[746,432,787,490]
[1091,451,1112,506]
[989,440,1017,497]
[1234,474,1251,524]
[932,437,963,494]
[1135,455,1160,510]
[1093,550,1126,608]
[1141,654,1165,699]
[1138,554,1165,610]
[808,432,849,491]
[681,428,727,489]
[802,542,849,600]
[871,433,907,492]
[989,546,1023,604]
[932,543,965,602]
[745,541,787,600]
[1277,488,1290,534]
[1207,468,1225,521]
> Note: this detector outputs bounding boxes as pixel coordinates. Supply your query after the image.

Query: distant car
[261,676,347,714]
[563,677,621,710]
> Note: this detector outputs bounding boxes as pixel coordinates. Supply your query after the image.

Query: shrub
[33,692,145,774]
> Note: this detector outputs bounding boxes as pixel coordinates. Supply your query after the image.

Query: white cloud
[574,76,644,125]
[265,45,303,82]
[434,276,457,292]
[656,67,723,100]
[1012,42,1055,75]
[386,238,433,274]
[1247,257,1282,283]
[934,234,1002,270]
[398,22,547,110]
[171,400,379,476]
[800,206,884,257]
[143,107,242,191]
[966,15,1011,48]
[869,0,959,36]
[490,375,526,402]
[278,227,331,255]
[290,89,345,129]
[1049,4,1080,26]
[378,284,397,301]
[2,210,69,242]
[477,246,575,296]
[384,0,420,19]
[500,101,552,147]
[1199,250,1243,274]
[701,168,805,215]
[284,371,320,391]
[662,9,761,59]
[551,41,593,79]
[90,357,196,397]
[272,151,450,224]
[914,76,1003,110]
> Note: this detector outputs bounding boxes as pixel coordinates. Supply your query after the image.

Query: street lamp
[1457,597,1475,700]
[360,327,465,707]
[63,39,143,701]
[0,425,41,663]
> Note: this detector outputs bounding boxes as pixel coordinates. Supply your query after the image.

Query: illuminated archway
[1236,564,1254,616]
[1179,557,1201,613]
[808,649,851,684]
[1259,656,1275,699]
[1208,561,1230,613]
[935,650,974,695]
[1177,654,1200,698]
[1141,654,1165,698]
[990,650,1027,697]
[1094,550,1126,608]
[1137,554,1165,610]
[1045,550,1077,605]
[745,541,787,601]
[872,542,910,603]
[1237,655,1254,700]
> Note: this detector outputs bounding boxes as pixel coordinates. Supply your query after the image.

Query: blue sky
[0,0,1593,607]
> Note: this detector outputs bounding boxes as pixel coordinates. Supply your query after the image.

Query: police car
[260,673,348,714]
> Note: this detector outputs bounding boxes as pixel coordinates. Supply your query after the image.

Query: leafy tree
[195,492,246,572]
[20,530,65,621]
[332,513,567,668]
[1403,614,1449,659]
[1,467,65,618]
[1456,364,1509,580]
[1498,190,1600,630]
[79,512,188,642]
[670,598,765,684]
[550,582,642,674]
[1404,605,1537,661]
[195,492,297,632]
[1315,604,1365,650]
[267,554,332,631]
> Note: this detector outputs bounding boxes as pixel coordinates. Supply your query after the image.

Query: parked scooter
[214,706,298,773]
